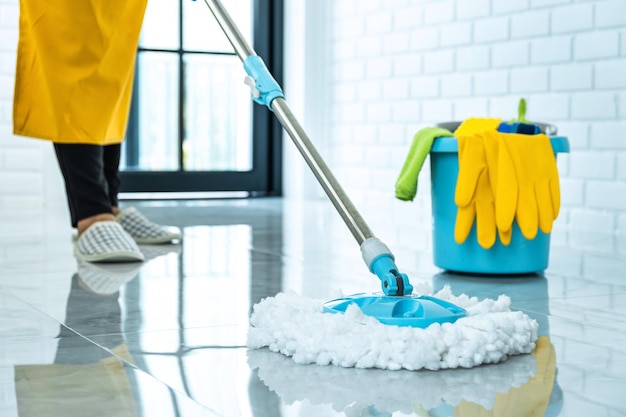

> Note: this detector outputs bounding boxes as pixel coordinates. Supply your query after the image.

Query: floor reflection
[15,273,135,417]
[106,219,283,417]
[13,269,219,417]
[248,347,537,416]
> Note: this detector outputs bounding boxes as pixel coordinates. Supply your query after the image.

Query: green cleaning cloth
[395,127,453,201]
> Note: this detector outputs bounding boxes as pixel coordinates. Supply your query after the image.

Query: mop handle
[203,0,373,245]
[203,0,413,296]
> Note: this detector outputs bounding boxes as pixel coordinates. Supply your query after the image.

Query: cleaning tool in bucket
[202,0,464,324]
[204,0,538,370]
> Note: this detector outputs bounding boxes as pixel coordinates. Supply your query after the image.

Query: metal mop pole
[203,0,413,296]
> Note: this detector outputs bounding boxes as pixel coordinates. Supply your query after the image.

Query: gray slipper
[74,221,145,263]
[116,207,182,244]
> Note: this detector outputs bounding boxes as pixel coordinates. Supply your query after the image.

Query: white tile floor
[1,197,625,417]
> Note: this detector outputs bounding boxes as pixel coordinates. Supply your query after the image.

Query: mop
[247,288,537,371]
[203,0,538,370]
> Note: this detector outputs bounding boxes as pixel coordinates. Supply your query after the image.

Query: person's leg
[54,142,144,262]
[53,143,115,234]
[102,143,122,215]
[102,143,182,244]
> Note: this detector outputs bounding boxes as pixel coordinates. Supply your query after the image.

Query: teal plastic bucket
[429,136,569,274]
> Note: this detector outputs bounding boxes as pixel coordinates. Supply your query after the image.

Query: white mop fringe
[247,287,538,371]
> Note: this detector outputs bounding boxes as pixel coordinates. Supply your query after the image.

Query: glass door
[120,0,283,195]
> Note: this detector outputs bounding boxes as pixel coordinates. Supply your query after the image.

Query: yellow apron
[13,0,147,145]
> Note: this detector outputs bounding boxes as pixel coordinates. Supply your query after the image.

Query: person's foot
[115,207,182,244]
[77,213,116,236]
[74,221,145,263]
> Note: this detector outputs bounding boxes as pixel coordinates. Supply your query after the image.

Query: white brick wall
[323,0,626,241]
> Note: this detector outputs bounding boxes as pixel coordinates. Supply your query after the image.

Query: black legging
[53,143,121,227]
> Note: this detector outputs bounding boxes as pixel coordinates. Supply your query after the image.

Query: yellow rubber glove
[495,133,560,240]
[481,130,512,246]
[455,134,496,249]
[453,118,501,249]
[454,117,502,137]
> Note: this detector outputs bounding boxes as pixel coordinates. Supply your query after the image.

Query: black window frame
[120,0,283,196]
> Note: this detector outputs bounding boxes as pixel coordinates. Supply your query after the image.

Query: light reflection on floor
[0,197,625,417]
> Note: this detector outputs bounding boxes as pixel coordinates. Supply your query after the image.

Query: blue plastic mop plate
[323,293,466,328]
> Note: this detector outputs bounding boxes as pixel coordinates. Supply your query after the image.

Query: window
[120,0,283,195]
